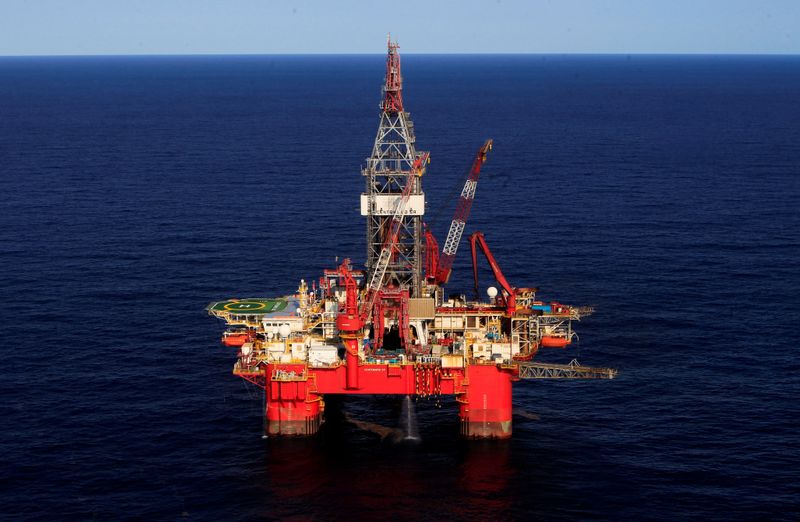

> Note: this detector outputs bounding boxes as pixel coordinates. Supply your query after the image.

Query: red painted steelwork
[298,362,463,396]
[470,232,517,314]
[266,361,513,439]
[435,139,493,285]
[266,360,512,400]
[336,259,360,326]
[343,337,360,390]
[265,364,323,436]
[458,364,514,439]
[382,37,403,113]
[371,287,410,351]
[335,260,364,390]
[424,228,439,283]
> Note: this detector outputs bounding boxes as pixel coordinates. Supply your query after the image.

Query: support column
[459,364,513,439]
[265,365,323,436]
[343,335,360,390]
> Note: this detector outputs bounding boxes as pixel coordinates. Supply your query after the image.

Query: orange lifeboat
[222,331,250,347]
[540,336,570,348]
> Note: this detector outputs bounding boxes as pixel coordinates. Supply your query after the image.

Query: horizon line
[1,51,799,58]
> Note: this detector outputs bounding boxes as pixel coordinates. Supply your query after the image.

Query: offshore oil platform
[208,38,616,439]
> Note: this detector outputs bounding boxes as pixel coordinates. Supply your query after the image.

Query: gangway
[517,359,617,380]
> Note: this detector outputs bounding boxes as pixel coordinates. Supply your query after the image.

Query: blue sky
[0,0,798,55]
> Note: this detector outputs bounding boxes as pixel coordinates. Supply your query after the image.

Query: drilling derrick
[362,37,428,297]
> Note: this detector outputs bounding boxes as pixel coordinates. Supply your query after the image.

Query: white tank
[487,286,498,298]
[278,324,291,339]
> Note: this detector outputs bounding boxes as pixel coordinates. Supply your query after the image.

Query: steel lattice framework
[362,38,428,297]
[517,360,618,380]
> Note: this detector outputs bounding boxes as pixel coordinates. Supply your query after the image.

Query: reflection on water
[258,397,521,519]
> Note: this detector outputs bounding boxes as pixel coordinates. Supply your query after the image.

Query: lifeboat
[540,336,570,348]
[222,330,250,347]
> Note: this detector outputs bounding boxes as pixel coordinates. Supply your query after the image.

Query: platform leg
[265,367,323,436]
[266,397,322,436]
[459,365,513,439]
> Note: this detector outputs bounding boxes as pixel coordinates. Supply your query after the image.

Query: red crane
[469,232,516,315]
[426,139,492,285]
[424,226,440,282]
[382,36,403,113]
[336,260,360,328]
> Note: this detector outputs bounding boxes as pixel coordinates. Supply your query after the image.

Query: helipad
[208,299,288,315]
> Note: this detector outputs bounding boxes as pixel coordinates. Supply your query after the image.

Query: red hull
[258,360,515,438]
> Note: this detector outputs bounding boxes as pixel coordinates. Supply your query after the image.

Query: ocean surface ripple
[1,55,798,520]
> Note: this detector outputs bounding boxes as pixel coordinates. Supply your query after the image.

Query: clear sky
[1,0,798,55]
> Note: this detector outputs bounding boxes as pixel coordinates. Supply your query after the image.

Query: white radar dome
[487,286,498,298]
[279,324,291,338]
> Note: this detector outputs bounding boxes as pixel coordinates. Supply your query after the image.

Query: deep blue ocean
[1,54,798,520]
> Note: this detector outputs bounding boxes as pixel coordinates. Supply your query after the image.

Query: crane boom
[424,227,440,282]
[434,139,492,285]
[470,231,516,314]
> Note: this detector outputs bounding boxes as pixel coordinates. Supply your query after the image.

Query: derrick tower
[362,37,427,297]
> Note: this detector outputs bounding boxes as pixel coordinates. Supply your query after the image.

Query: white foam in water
[401,395,420,441]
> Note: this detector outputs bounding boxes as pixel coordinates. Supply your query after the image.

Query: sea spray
[401,395,420,441]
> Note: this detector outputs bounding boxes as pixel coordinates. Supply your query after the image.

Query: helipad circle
[223,301,267,312]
